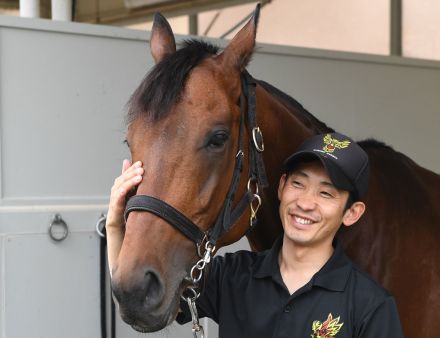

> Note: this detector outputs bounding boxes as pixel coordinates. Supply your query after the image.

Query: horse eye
[207,131,229,150]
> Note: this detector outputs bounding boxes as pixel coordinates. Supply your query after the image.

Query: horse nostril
[143,270,163,309]
[111,268,164,315]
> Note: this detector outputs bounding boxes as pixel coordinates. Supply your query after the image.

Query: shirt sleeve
[357,296,404,338]
[176,255,225,325]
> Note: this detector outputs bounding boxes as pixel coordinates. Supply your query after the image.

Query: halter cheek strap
[123,71,268,248]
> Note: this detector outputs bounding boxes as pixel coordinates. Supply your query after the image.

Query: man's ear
[278,174,287,201]
[342,201,366,227]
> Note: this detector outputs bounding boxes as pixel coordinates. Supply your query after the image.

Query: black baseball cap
[283,132,370,200]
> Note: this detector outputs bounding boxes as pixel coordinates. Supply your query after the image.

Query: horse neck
[245,84,331,251]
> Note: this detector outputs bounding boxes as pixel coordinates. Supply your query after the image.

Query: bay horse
[110,5,440,337]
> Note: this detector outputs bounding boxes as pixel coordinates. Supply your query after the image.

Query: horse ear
[150,13,177,64]
[220,4,260,71]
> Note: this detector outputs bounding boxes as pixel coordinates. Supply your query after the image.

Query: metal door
[0,16,206,338]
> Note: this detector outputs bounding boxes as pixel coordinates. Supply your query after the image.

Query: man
[107,132,403,338]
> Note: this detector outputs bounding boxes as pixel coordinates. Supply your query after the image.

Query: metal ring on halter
[48,213,69,242]
[252,126,265,152]
[190,264,204,284]
[96,213,107,238]
[191,244,214,284]
[247,178,259,196]
[181,286,200,302]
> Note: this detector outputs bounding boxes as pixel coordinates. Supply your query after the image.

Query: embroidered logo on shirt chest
[311,313,344,338]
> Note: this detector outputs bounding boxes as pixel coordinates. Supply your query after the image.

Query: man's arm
[357,296,404,338]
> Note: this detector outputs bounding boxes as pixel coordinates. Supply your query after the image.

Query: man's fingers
[107,161,144,230]
[108,160,144,226]
[114,162,143,187]
[122,159,131,174]
[118,175,143,196]
[122,160,142,174]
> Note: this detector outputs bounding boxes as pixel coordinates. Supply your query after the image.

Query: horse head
[111,5,261,332]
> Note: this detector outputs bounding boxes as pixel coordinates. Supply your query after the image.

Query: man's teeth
[295,216,313,225]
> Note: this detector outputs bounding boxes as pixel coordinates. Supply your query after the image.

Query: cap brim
[283,151,354,194]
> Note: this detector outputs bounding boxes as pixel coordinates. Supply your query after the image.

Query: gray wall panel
[0,236,4,338]
[4,233,100,338]
[0,27,149,203]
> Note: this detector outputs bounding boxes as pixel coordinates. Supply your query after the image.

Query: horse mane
[256,80,334,134]
[357,138,395,151]
[126,39,219,124]
[357,138,422,169]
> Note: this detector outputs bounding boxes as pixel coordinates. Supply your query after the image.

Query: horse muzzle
[111,268,177,332]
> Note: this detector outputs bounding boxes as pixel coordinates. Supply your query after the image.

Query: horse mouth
[122,305,176,333]
[131,324,152,333]
[130,314,173,333]
[117,277,189,333]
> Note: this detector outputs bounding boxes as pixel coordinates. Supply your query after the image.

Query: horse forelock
[126,39,220,125]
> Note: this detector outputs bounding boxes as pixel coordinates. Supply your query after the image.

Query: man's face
[278,160,351,248]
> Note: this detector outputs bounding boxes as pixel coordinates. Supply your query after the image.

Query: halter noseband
[123,71,268,248]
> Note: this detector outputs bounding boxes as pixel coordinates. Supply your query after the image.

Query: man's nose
[296,190,316,211]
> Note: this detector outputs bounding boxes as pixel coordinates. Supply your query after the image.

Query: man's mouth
[294,215,314,225]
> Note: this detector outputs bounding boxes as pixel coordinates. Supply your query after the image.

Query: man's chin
[283,230,314,246]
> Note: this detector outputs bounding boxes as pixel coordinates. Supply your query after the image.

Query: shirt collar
[252,236,352,292]
[312,239,352,291]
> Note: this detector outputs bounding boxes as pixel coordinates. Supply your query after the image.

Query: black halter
[124,71,268,248]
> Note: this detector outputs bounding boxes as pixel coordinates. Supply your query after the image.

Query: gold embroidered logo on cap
[322,134,351,153]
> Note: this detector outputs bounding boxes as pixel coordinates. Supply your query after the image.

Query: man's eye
[320,191,333,198]
[292,180,303,187]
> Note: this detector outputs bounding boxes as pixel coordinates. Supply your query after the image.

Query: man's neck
[278,235,334,295]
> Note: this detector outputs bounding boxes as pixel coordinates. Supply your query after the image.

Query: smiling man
[107,132,404,337]
[176,132,404,338]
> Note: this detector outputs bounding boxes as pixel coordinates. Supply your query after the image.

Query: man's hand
[106,159,144,275]
[106,159,144,229]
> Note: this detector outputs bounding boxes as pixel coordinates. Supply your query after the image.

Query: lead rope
[182,239,215,338]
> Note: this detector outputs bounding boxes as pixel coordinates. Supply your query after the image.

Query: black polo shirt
[177,237,403,338]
